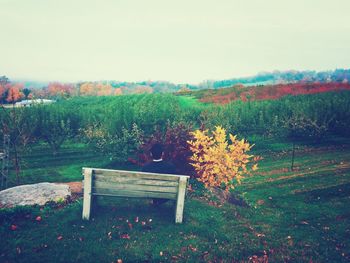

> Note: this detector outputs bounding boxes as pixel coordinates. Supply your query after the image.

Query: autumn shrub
[188,126,257,191]
[135,121,195,176]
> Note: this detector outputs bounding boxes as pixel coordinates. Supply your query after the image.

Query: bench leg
[175,177,187,223]
[82,168,93,220]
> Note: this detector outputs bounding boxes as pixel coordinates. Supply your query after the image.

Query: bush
[135,121,195,176]
[188,126,257,191]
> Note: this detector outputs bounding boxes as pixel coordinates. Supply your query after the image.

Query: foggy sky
[1,0,349,84]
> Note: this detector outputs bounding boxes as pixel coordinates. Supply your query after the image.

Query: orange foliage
[79,82,96,96]
[114,88,123,96]
[96,83,113,96]
[79,82,122,96]
[6,84,24,103]
[48,82,74,98]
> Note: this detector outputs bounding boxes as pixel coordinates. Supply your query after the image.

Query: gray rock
[0,182,71,208]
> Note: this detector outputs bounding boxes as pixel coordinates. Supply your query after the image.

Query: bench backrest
[82,167,190,223]
[84,167,189,200]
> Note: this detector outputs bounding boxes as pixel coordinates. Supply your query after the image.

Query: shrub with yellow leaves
[187,126,257,191]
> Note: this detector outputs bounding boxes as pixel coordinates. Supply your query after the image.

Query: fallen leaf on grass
[57,235,63,240]
[36,216,42,222]
[188,244,197,252]
[257,200,265,205]
[134,217,139,223]
[11,224,18,231]
[120,234,130,239]
[117,259,122,263]
[201,251,209,260]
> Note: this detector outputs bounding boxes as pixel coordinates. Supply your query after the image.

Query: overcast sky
[1,0,349,84]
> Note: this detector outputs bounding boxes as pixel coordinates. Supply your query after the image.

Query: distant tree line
[1,69,350,103]
[198,69,350,89]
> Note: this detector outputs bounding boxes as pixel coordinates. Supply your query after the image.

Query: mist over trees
[1,69,349,102]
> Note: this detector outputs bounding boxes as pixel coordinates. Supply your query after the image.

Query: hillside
[3,69,349,99]
[181,82,350,104]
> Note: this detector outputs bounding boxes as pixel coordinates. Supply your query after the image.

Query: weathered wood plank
[175,176,187,223]
[93,169,181,181]
[93,175,179,186]
[82,168,93,220]
[92,188,177,199]
[93,181,178,193]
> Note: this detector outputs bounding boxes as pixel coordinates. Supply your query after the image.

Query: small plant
[188,126,257,191]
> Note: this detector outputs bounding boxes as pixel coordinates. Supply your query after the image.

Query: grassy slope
[1,137,350,262]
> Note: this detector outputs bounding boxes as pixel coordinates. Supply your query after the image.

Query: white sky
[1,0,349,84]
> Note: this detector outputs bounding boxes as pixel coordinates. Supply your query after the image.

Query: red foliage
[135,122,195,176]
[199,82,350,104]
[6,84,24,103]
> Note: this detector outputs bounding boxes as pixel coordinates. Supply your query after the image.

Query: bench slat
[92,188,177,199]
[94,175,179,186]
[94,169,180,181]
[93,181,178,193]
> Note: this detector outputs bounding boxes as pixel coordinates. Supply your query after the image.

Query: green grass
[6,141,141,187]
[1,137,350,262]
[177,96,206,109]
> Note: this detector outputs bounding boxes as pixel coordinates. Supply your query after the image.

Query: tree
[22,88,31,99]
[79,82,96,96]
[0,105,36,184]
[188,126,257,191]
[96,83,113,96]
[6,84,24,103]
[0,76,10,104]
[0,76,9,86]
[82,122,144,162]
[36,107,74,155]
[283,115,332,170]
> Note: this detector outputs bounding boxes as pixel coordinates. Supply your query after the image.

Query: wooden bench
[82,167,190,223]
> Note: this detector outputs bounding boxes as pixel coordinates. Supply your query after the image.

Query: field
[1,135,350,262]
[183,82,350,104]
[1,90,350,262]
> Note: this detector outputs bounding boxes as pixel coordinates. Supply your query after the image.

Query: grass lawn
[1,137,350,262]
